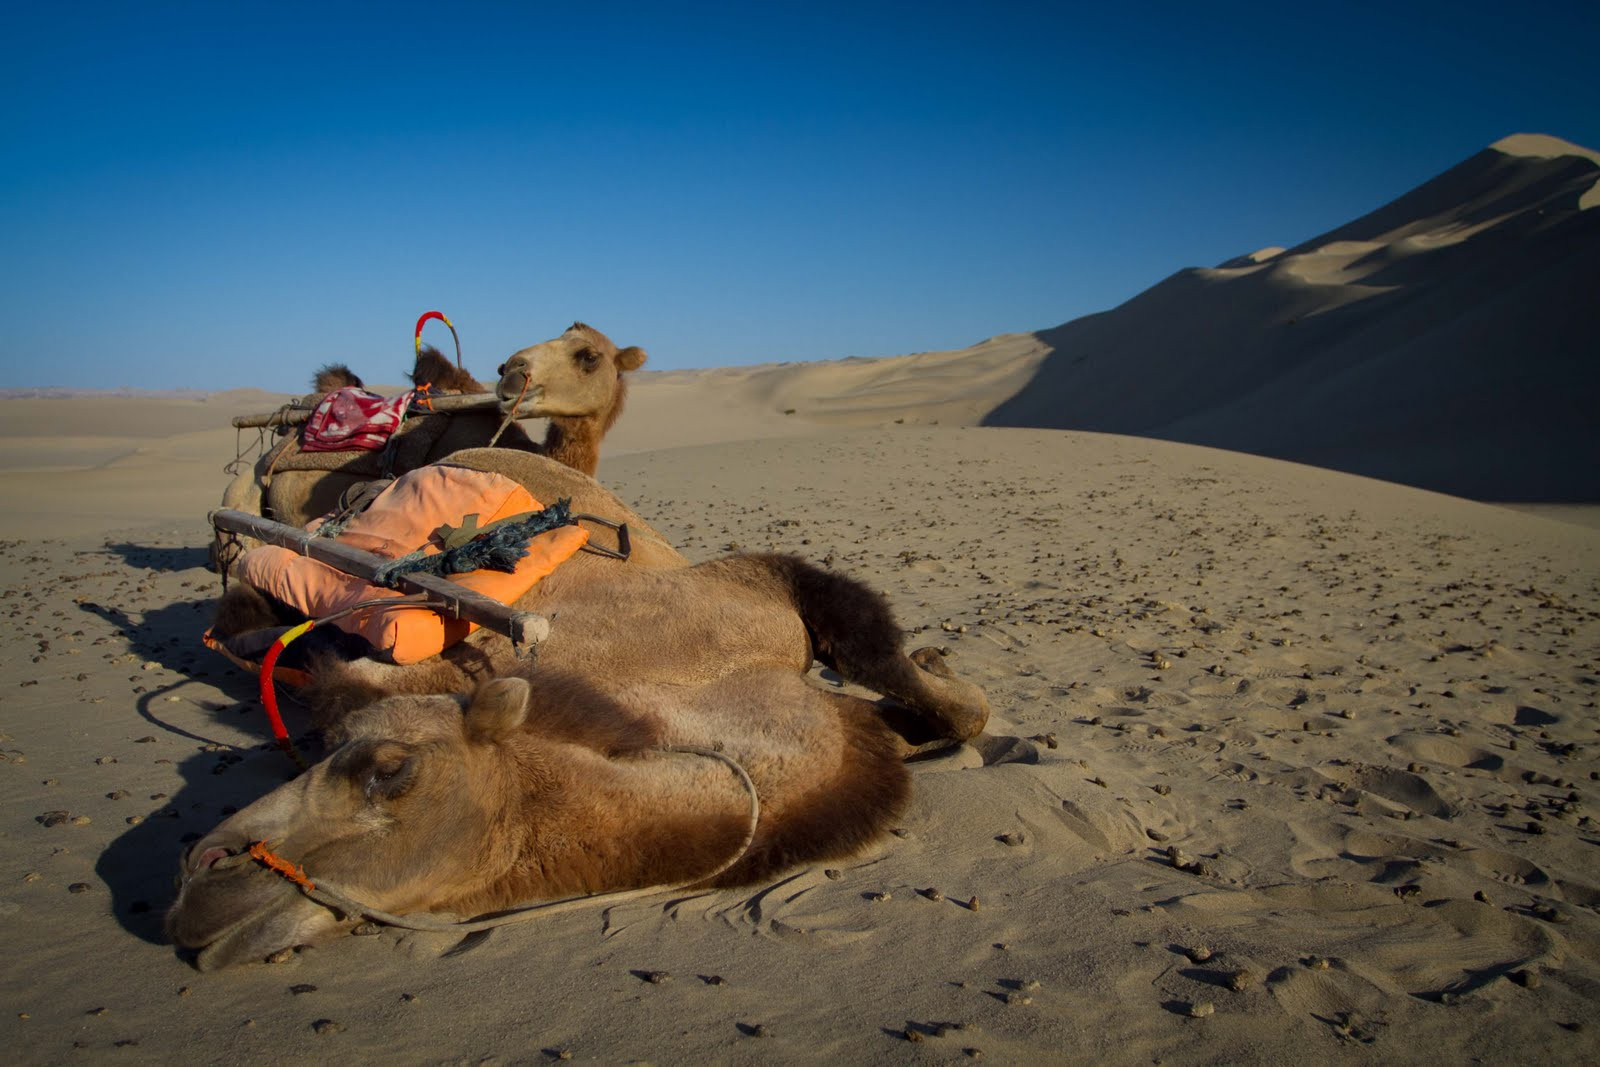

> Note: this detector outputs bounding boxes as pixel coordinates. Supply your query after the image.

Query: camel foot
[905,646,990,742]
[910,645,957,678]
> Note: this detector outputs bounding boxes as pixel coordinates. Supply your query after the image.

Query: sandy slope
[1,389,1597,1063]
[980,134,1600,502]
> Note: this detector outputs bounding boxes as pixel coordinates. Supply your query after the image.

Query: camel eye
[364,754,416,801]
[576,349,600,372]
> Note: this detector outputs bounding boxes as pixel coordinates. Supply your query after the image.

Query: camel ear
[615,346,646,372]
[465,677,530,742]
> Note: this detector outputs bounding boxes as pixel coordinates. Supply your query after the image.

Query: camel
[218,323,646,535]
[174,452,990,969]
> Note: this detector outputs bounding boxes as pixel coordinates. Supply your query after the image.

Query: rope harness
[225,745,760,934]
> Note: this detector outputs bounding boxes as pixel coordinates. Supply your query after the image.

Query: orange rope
[249,841,315,891]
[487,371,533,449]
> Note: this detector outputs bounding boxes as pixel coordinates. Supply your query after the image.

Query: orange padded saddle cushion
[239,465,588,663]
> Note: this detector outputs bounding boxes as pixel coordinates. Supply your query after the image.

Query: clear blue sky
[4,1,1596,392]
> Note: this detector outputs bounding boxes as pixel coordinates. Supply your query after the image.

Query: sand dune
[980,134,1600,502]
[1,385,1597,1062]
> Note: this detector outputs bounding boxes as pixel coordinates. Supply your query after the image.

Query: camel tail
[739,553,990,743]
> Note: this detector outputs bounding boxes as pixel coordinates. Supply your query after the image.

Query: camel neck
[541,417,603,478]
[539,377,627,478]
[479,746,753,907]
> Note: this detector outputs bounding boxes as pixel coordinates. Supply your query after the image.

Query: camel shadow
[103,541,212,573]
[78,595,256,700]
[94,708,317,948]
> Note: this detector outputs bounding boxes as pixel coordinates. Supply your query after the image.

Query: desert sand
[1,365,1597,1065]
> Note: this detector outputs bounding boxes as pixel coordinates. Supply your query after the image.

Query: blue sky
[3,1,1596,392]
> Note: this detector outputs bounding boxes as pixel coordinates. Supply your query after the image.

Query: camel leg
[724,554,991,743]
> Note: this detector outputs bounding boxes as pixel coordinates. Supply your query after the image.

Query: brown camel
[219,323,646,533]
[177,454,990,969]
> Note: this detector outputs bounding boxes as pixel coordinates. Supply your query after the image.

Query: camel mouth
[169,864,344,971]
[497,380,545,408]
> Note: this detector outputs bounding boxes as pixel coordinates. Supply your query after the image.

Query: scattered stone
[265,948,295,964]
[1511,969,1541,989]
[1146,828,1170,843]
[997,832,1024,846]
[1187,1002,1215,1018]
[824,869,842,880]
[70,816,91,826]
[37,811,70,828]
[290,983,318,995]
[1226,968,1256,992]
[866,891,891,903]
[68,883,91,894]
[1185,946,1213,963]
[311,1019,343,1035]
[639,970,670,985]
[351,922,382,937]
[94,756,117,765]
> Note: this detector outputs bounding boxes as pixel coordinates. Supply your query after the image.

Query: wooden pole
[231,393,548,429]
[209,508,551,650]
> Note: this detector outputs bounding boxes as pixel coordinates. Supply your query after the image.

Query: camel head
[167,680,537,970]
[495,323,646,421]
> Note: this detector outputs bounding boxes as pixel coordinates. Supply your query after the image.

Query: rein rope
[237,746,760,933]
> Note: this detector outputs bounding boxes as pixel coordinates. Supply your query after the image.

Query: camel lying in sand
[173,452,990,969]
[220,323,646,533]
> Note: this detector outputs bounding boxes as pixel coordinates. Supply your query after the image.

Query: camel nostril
[197,846,233,871]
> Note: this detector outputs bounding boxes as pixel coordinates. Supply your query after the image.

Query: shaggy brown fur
[312,363,363,393]
[409,345,486,395]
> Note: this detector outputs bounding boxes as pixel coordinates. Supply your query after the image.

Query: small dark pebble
[997,832,1024,846]
[68,883,91,894]
[290,984,318,995]
[824,869,842,880]
[702,975,726,986]
[38,811,71,828]
[311,1019,343,1035]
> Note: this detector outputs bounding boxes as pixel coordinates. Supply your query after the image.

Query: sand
[1,374,1597,1065]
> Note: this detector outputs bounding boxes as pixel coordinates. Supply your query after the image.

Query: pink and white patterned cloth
[300,387,415,452]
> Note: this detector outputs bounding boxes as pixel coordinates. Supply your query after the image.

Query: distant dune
[981,133,1600,501]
